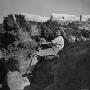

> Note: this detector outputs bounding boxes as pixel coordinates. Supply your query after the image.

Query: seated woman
[29,31,64,72]
[36,33,64,56]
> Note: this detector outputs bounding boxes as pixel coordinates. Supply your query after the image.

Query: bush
[41,24,55,41]
[1,33,16,49]
[3,15,16,31]
[81,29,90,38]
[5,57,19,72]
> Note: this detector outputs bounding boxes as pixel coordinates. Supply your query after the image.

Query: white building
[81,15,90,21]
[20,13,90,22]
[51,13,80,22]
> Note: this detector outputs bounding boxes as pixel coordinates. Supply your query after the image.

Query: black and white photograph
[0,0,90,90]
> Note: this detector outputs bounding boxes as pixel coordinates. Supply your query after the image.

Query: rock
[21,13,49,22]
[7,71,30,90]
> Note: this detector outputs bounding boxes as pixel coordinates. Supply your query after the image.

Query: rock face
[21,13,49,22]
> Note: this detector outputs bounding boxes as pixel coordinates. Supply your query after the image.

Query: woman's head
[55,30,61,37]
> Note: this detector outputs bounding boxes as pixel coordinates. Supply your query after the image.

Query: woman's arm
[40,41,51,45]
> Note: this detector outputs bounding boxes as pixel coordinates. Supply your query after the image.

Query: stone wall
[50,13,90,22]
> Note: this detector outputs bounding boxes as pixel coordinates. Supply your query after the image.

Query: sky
[0,0,90,23]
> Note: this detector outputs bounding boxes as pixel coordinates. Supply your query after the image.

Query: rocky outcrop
[7,71,30,90]
[21,13,49,22]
